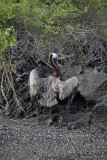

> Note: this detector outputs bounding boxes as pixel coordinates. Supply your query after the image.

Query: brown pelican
[29,53,79,109]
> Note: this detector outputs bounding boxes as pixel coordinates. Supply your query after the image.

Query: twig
[1,72,9,110]
[5,69,27,117]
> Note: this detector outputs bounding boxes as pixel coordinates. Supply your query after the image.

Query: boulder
[92,95,107,116]
[78,67,107,102]
[61,63,107,103]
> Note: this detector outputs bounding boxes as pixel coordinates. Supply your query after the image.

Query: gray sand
[0,115,107,160]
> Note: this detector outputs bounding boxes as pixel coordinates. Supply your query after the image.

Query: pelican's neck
[49,53,60,78]
[53,66,60,77]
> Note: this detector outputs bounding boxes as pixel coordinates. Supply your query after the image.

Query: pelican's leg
[66,94,75,111]
[31,96,34,106]
[66,87,78,112]
[31,94,40,111]
[31,96,36,111]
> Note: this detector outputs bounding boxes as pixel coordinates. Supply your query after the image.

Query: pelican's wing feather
[38,87,58,107]
[29,69,39,97]
[53,76,79,100]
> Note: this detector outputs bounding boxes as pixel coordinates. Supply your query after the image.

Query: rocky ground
[0,107,107,160]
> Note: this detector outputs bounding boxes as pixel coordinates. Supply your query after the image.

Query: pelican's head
[49,53,59,69]
[49,53,60,77]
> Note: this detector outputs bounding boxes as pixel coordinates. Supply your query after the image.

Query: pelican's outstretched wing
[29,69,39,97]
[38,87,58,107]
[53,76,79,100]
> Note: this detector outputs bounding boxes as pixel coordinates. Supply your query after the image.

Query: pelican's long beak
[52,57,59,69]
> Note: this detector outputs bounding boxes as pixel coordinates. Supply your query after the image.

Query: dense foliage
[0,26,17,68]
[0,0,107,67]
